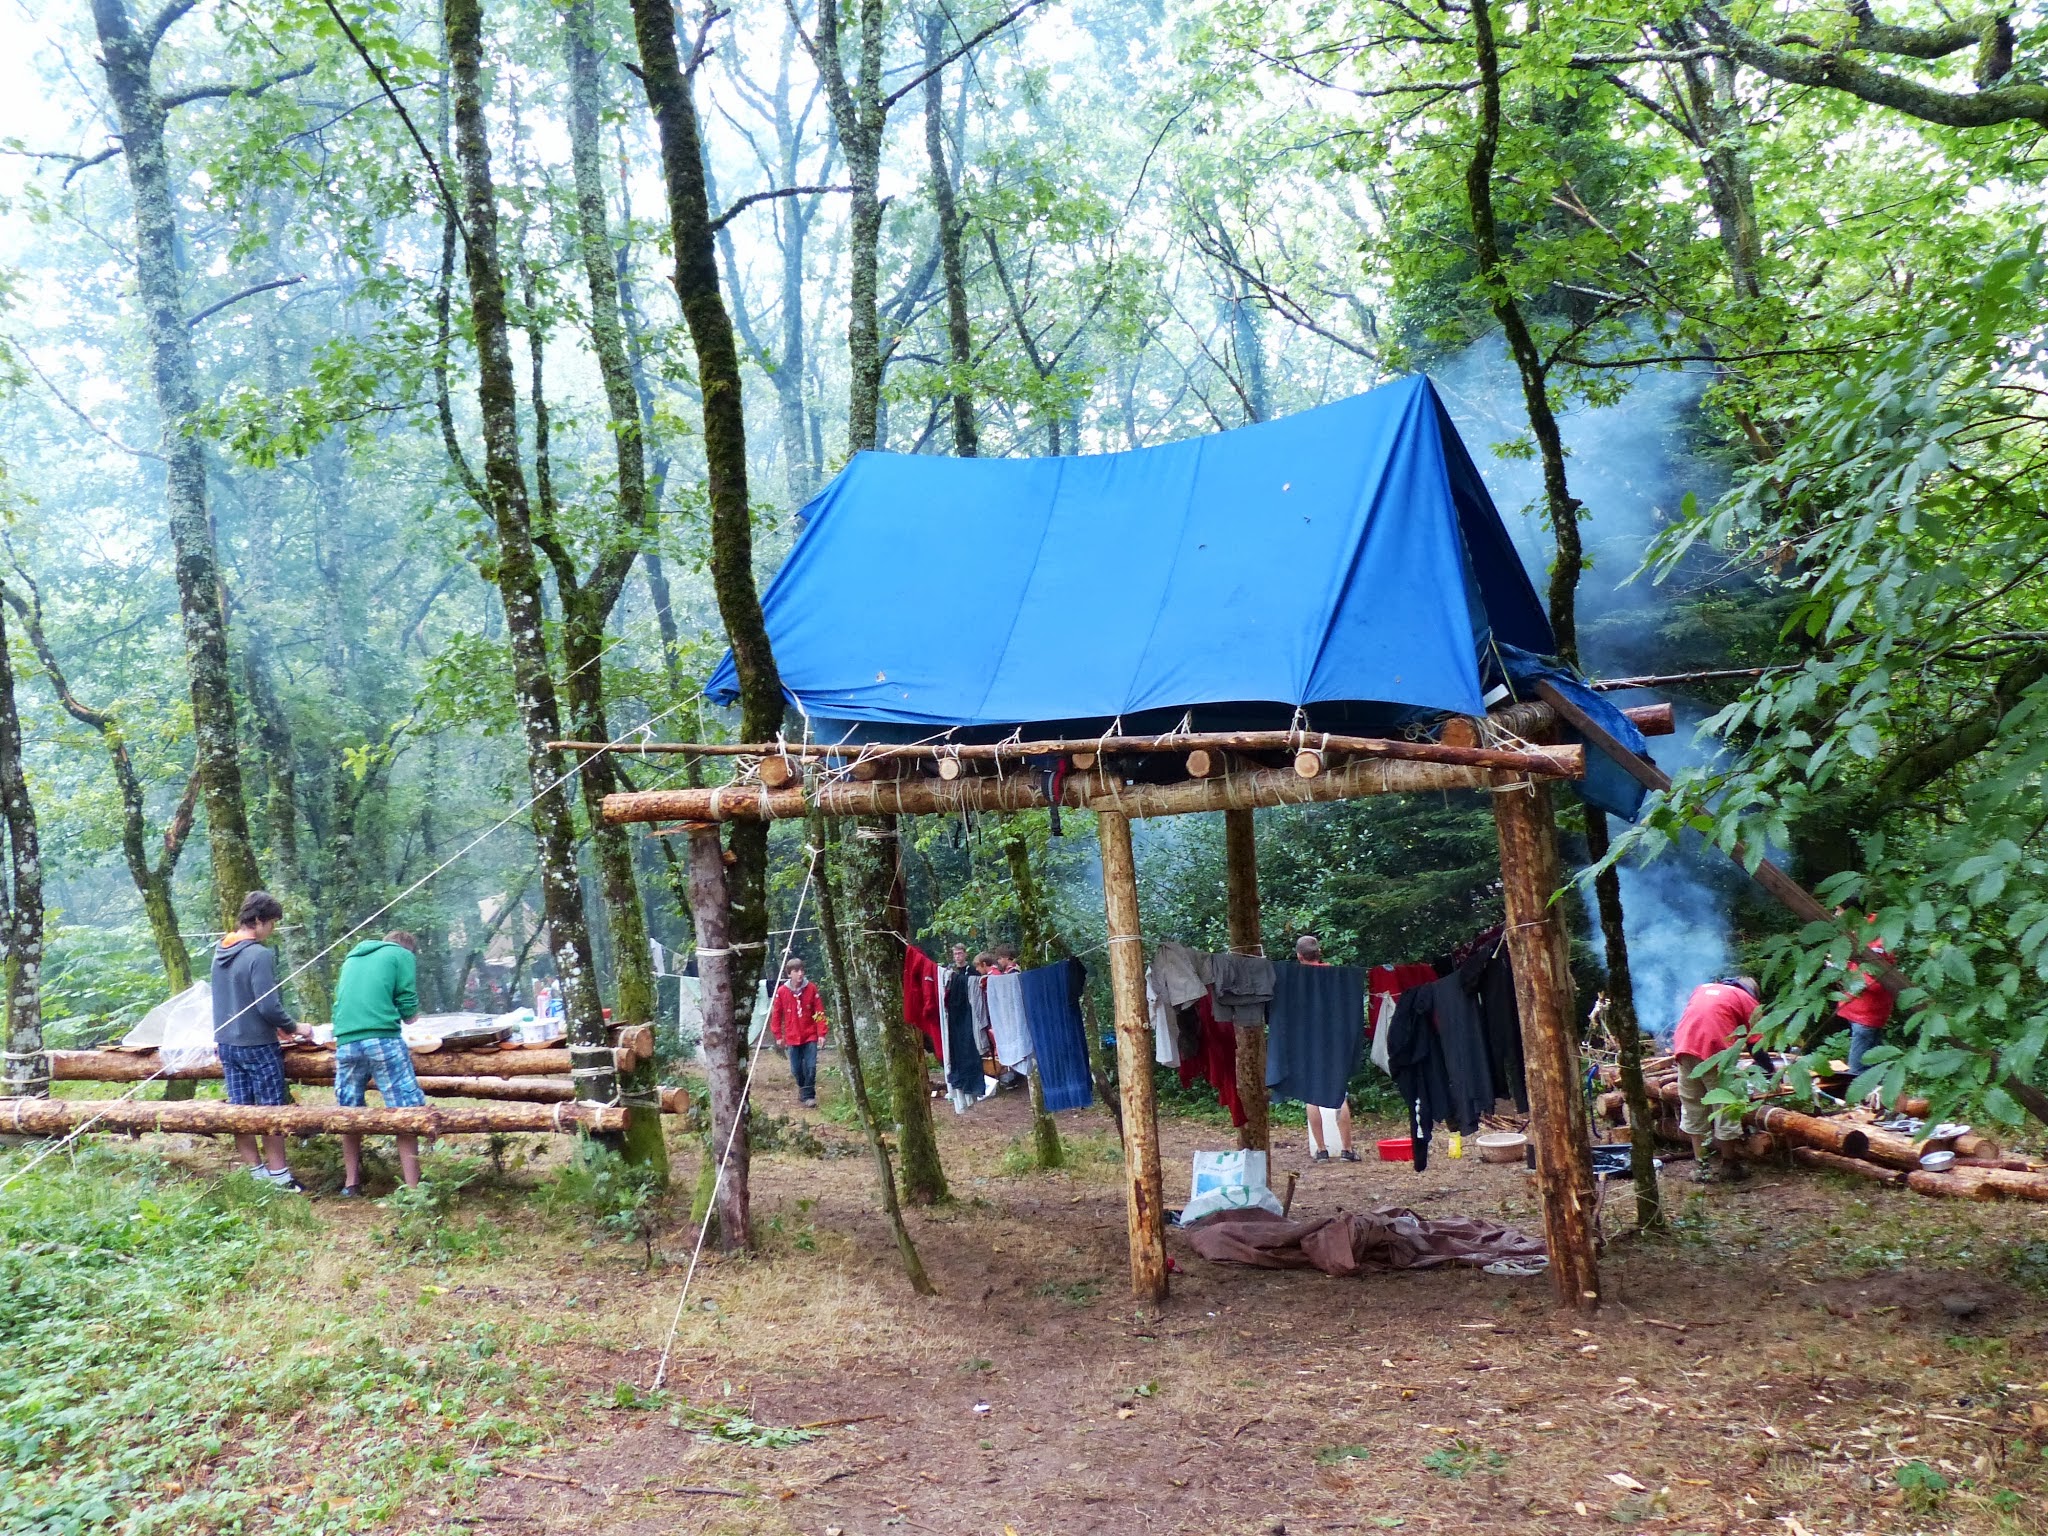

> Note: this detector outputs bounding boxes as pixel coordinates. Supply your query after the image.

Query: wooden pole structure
[46,1047,623,1083]
[0,1097,626,1136]
[1223,808,1269,1155]
[1098,806,1167,1303]
[603,750,1581,826]
[686,823,752,1251]
[1490,771,1601,1310]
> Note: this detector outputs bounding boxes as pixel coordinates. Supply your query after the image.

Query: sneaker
[264,1170,306,1194]
[337,1185,363,1199]
[800,1098,818,1110]
[1311,1150,1331,1163]
[1341,1148,1361,1163]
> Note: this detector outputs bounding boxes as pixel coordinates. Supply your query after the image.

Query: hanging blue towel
[1496,642,1655,822]
[1018,958,1094,1112]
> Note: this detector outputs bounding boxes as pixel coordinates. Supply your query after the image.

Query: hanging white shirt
[984,970,1032,1070]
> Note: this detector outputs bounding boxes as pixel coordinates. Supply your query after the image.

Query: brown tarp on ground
[1183,1206,1545,1275]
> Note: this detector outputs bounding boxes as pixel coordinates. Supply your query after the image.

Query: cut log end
[1069,751,1097,771]
[757,755,799,789]
[1293,750,1324,780]
[1186,748,1216,778]
[936,756,964,781]
[1439,717,1479,749]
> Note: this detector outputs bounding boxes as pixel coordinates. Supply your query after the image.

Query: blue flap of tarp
[707,375,1553,733]
[1496,643,1653,821]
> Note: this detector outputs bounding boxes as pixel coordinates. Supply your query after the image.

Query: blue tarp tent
[706,374,1554,739]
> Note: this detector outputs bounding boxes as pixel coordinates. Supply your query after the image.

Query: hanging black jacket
[1477,949,1527,1112]
[1386,984,1454,1172]
[943,968,984,1096]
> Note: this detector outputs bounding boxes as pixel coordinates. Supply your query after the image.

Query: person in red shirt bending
[768,956,829,1109]
[1672,977,1767,1184]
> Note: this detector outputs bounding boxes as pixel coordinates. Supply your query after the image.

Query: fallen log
[415,1076,690,1113]
[1791,1147,1906,1186]
[0,1097,625,1137]
[1905,1169,2001,1201]
[47,1047,625,1083]
[1968,1167,2048,1204]
[1753,1105,1876,1161]
[1951,1132,2004,1161]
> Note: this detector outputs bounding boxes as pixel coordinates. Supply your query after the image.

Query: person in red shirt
[767,956,828,1108]
[1833,912,1896,1079]
[1672,977,1765,1182]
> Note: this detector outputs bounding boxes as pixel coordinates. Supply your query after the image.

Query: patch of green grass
[1895,1459,1950,1512]
[665,1401,820,1449]
[381,1153,503,1263]
[1315,1444,1371,1465]
[2007,1240,2048,1293]
[0,1144,548,1535]
[1032,1277,1103,1306]
[1421,1439,1507,1479]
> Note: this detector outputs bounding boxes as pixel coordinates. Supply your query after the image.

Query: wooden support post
[1098,807,1167,1303]
[1223,807,1269,1156]
[686,823,751,1251]
[1490,772,1601,1310]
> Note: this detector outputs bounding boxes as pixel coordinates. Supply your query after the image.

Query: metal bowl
[1919,1150,1957,1172]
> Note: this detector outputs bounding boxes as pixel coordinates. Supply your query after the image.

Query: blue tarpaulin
[706,374,1554,734]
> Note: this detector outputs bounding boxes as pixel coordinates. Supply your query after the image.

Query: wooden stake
[1223,807,1269,1156]
[1098,807,1167,1303]
[1490,772,1600,1310]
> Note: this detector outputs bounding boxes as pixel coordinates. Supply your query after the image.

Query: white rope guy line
[650,718,821,1393]
[0,694,700,1193]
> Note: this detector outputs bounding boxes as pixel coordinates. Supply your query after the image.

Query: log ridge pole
[0,1097,626,1135]
[1098,807,1167,1303]
[1223,808,1269,1156]
[1490,771,1601,1310]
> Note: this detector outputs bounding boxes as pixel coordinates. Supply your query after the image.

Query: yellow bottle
[1448,1132,1464,1159]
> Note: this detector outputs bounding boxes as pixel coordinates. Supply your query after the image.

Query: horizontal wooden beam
[601,744,1582,825]
[0,1097,626,1137]
[553,702,1674,763]
[46,1047,623,1083]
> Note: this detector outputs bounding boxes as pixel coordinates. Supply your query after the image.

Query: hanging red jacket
[768,980,829,1047]
[901,944,943,1057]
[1176,994,1245,1129]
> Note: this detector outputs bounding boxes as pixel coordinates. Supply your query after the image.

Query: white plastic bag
[1180,1148,1283,1224]
[129,984,217,1073]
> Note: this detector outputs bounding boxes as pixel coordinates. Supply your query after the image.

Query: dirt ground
[290,1056,2048,1536]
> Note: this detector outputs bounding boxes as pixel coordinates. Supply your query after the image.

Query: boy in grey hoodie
[211,890,311,1191]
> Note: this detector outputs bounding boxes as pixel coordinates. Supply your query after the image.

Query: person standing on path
[212,890,313,1191]
[1295,934,1359,1162]
[767,956,828,1108]
[330,930,428,1194]
[1833,912,1897,1080]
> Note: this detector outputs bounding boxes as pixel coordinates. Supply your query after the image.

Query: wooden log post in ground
[686,823,751,1251]
[1490,772,1600,1311]
[0,1097,625,1136]
[1223,807,1269,1156]
[1098,807,1167,1303]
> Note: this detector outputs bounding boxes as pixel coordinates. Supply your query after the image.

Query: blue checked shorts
[219,1042,290,1106]
[335,1036,428,1109]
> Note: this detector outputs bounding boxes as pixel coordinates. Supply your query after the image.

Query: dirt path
[424,1073,2048,1536]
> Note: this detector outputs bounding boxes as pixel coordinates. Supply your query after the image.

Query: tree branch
[186,273,305,327]
[883,0,1046,109]
[707,182,851,233]
[160,60,315,111]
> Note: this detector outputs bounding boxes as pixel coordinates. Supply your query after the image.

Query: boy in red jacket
[768,957,828,1108]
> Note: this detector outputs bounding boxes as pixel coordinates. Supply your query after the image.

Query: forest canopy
[0,0,2045,1129]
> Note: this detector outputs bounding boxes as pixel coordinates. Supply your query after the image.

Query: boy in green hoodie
[331,930,427,1194]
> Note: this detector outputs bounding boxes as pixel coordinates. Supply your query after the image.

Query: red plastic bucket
[1376,1136,1413,1162]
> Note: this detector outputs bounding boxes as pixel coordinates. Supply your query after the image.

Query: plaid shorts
[219,1043,290,1107]
[335,1036,427,1109]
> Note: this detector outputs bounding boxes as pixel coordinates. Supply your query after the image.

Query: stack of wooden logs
[16,1024,691,1136]
[1596,1062,2048,1203]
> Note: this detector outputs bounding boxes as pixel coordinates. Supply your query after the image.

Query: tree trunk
[444,0,607,1079]
[810,811,932,1291]
[1,580,194,993]
[1463,0,1583,661]
[1002,828,1065,1168]
[1584,810,1662,1231]
[89,0,265,930]
[0,596,45,1097]
[922,10,977,457]
[844,815,948,1204]
[817,0,888,453]
[686,824,750,1249]
[626,0,785,1013]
